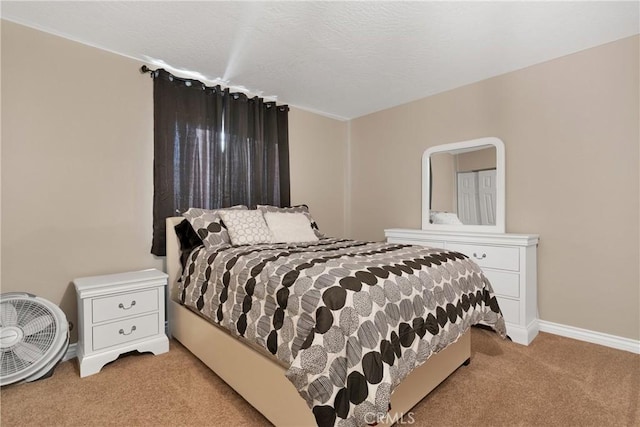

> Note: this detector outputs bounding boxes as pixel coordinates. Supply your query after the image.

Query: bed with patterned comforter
[179,238,505,427]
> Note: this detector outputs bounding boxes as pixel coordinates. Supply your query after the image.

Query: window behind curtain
[151,69,290,256]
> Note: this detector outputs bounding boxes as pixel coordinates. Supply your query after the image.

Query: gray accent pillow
[182,205,247,250]
[218,210,273,245]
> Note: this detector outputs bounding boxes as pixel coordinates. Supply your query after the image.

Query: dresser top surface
[385,228,539,246]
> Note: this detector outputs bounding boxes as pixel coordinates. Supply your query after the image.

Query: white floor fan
[0,293,69,386]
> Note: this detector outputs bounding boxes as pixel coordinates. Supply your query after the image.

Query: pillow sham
[182,205,247,250]
[218,210,273,245]
[264,212,319,243]
[256,204,323,238]
[174,219,204,268]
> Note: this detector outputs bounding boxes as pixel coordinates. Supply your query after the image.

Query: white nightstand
[74,269,169,377]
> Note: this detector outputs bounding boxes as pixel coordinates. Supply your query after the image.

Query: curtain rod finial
[140,65,152,74]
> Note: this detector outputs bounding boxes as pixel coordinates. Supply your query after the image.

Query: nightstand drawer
[92,289,158,323]
[446,243,519,271]
[484,270,520,298]
[93,313,159,351]
[496,297,520,325]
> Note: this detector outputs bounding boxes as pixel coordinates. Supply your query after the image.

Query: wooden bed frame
[165,217,471,426]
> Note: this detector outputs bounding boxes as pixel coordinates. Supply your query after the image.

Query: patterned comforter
[179,238,506,427]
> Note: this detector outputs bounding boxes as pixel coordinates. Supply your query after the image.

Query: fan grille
[1,299,58,377]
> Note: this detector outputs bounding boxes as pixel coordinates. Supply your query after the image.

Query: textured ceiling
[2,1,638,120]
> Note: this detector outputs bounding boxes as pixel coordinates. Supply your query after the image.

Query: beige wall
[289,108,348,237]
[350,36,639,340]
[1,21,160,342]
[1,21,348,341]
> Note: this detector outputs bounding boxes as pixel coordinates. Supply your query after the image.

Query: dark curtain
[151,69,290,256]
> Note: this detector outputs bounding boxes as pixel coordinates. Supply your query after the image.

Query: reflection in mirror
[422,137,505,233]
[431,147,497,225]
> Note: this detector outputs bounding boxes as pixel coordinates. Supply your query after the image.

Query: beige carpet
[1,328,638,426]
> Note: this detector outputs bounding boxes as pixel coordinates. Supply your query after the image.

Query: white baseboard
[62,342,77,362]
[539,320,640,354]
[504,319,539,345]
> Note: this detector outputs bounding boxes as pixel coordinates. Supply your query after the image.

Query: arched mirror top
[422,137,505,233]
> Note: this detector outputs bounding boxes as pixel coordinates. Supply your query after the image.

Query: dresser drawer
[496,297,520,325]
[446,243,519,271]
[92,313,159,351]
[92,289,158,323]
[484,270,520,298]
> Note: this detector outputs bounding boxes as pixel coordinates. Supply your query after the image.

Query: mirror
[422,137,505,233]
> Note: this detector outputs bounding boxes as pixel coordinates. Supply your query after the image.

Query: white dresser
[74,269,169,377]
[385,229,539,345]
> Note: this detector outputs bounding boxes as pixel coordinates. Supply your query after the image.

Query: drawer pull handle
[473,253,487,260]
[119,326,137,336]
[118,301,136,310]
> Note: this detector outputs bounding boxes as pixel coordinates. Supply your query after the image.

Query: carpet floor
[1,328,638,426]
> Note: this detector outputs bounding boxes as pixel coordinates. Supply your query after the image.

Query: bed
[165,213,505,426]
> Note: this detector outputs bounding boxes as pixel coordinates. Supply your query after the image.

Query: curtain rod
[140,65,154,75]
[140,65,225,88]
[140,65,195,83]
[138,65,286,109]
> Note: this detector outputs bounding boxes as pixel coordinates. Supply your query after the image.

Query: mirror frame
[422,137,505,233]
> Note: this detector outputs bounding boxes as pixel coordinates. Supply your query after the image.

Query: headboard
[165,217,184,302]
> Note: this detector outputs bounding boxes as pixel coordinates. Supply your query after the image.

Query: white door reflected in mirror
[456,168,496,225]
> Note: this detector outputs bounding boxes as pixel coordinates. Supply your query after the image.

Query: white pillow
[257,205,324,238]
[430,211,463,225]
[218,210,273,245]
[264,212,319,243]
